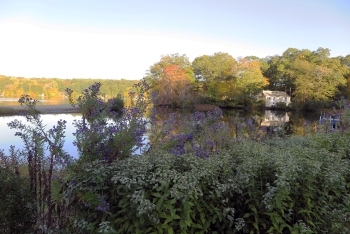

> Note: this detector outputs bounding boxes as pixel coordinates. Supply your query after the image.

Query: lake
[0,114,81,157]
[0,108,323,159]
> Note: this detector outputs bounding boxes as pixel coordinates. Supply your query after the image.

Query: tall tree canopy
[145,53,195,105]
[193,52,235,82]
[291,59,345,102]
[232,57,269,95]
[192,53,267,99]
[262,47,349,101]
[335,54,350,99]
[142,48,350,105]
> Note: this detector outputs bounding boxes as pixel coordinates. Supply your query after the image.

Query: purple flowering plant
[66,80,150,163]
[2,80,150,230]
[150,108,233,157]
[149,106,278,157]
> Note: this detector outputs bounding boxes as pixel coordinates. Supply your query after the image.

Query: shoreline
[0,104,81,115]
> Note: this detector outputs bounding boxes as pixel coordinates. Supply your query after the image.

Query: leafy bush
[240,96,254,110]
[67,83,105,122]
[254,99,266,110]
[286,101,297,111]
[0,167,37,233]
[1,81,148,232]
[63,131,350,233]
[273,101,288,110]
[301,100,334,112]
[66,81,149,163]
[181,99,192,108]
[107,96,124,113]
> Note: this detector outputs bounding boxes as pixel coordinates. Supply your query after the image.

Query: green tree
[335,54,350,99]
[291,59,346,102]
[192,52,236,95]
[263,55,290,92]
[193,53,267,99]
[232,57,269,95]
[263,47,348,101]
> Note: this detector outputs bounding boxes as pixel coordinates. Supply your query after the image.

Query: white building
[257,90,291,107]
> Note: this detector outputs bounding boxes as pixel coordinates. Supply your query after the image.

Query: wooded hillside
[0,76,138,99]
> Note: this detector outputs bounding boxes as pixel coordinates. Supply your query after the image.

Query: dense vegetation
[1,81,350,233]
[2,47,349,110]
[0,75,138,100]
[145,48,350,109]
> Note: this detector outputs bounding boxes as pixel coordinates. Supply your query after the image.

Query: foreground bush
[66,81,148,163]
[0,167,37,233]
[1,81,149,232]
[63,131,350,233]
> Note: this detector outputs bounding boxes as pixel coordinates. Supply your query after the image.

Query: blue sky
[0,0,349,79]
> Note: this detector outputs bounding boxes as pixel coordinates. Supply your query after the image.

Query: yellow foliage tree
[232,58,269,95]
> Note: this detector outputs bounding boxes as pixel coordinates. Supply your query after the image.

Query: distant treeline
[0,76,139,99]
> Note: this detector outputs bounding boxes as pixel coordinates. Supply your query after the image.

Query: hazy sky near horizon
[0,0,349,80]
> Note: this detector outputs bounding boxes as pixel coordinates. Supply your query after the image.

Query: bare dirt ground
[1,104,81,114]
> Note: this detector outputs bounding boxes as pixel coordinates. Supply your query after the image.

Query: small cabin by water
[257,90,291,107]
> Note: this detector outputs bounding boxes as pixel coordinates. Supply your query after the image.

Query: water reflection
[259,110,290,127]
[0,108,326,160]
[154,107,321,136]
[0,114,81,158]
[0,97,70,106]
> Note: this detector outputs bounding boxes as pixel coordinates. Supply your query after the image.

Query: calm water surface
[0,109,322,158]
[0,114,81,158]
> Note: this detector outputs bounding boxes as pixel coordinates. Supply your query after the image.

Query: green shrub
[301,100,334,112]
[254,99,266,110]
[273,101,287,110]
[199,96,218,104]
[240,97,254,110]
[107,97,124,113]
[63,131,350,233]
[181,99,192,108]
[0,168,37,233]
[286,101,297,111]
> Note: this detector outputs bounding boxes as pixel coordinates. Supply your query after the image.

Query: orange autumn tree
[154,64,194,106]
[146,54,195,106]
